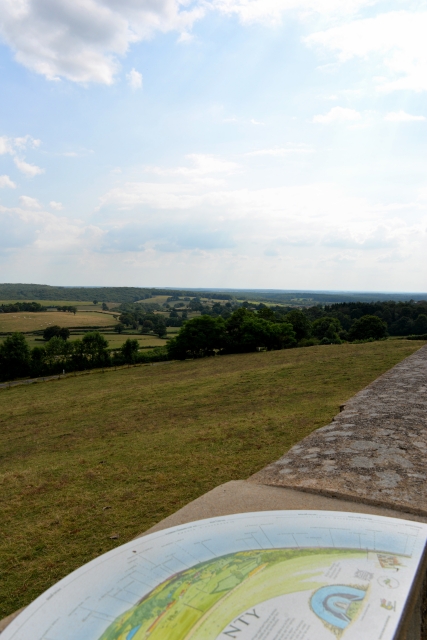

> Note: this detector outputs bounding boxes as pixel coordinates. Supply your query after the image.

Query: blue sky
[0,0,426,291]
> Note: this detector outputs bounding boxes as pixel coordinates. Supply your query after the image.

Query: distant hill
[0,283,154,303]
[0,283,425,306]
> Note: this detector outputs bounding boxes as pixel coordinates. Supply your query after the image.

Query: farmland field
[100,333,167,349]
[0,333,168,350]
[135,295,169,304]
[0,311,118,333]
[0,299,120,308]
[0,339,424,618]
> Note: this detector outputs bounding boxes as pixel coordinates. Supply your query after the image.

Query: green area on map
[99,548,363,640]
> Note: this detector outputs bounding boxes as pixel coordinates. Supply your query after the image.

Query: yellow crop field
[0,311,118,333]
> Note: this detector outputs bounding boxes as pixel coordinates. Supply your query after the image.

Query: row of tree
[0,302,78,315]
[0,332,168,381]
[321,300,427,336]
[115,311,168,337]
[55,305,77,314]
[166,308,391,359]
[0,301,45,313]
[116,299,427,338]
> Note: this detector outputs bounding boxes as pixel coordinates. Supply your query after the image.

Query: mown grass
[0,339,424,617]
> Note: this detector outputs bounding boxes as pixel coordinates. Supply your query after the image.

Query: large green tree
[43,325,70,341]
[121,339,140,364]
[167,316,226,359]
[81,332,110,366]
[413,314,427,335]
[43,336,73,371]
[228,316,296,352]
[284,309,312,342]
[0,333,31,381]
[30,346,46,377]
[349,315,387,341]
[312,317,342,342]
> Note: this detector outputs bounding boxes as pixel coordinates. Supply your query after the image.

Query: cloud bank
[0,0,204,84]
[2,0,425,93]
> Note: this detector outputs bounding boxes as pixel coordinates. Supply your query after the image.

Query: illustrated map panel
[3,511,427,640]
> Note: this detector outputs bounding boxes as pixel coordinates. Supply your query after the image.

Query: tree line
[165,307,392,359]
[117,299,427,339]
[0,332,168,382]
[117,298,237,332]
[0,302,77,315]
[322,300,427,336]
[1,300,426,381]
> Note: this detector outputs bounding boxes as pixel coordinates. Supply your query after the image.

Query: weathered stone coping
[252,344,427,516]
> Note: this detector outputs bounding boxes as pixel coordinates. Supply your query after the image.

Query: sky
[0,0,426,292]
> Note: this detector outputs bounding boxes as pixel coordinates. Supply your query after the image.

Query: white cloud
[0,136,13,155]
[0,0,388,85]
[245,145,314,156]
[13,135,41,150]
[0,175,16,188]
[0,135,40,153]
[305,11,427,93]
[312,106,361,123]
[95,175,426,286]
[14,157,45,177]
[384,110,426,122]
[126,68,143,90]
[178,154,239,176]
[0,0,205,84]
[19,196,42,209]
[212,0,378,26]
[50,201,64,211]
[145,154,240,181]
[0,203,103,254]
[94,155,426,277]
[0,134,44,176]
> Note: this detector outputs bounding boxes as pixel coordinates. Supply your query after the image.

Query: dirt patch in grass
[0,339,423,617]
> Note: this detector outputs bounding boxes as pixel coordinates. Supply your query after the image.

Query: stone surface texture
[252,344,427,516]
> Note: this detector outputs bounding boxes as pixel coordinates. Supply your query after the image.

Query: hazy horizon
[2,282,427,297]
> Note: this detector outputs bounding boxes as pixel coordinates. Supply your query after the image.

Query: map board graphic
[3,511,427,640]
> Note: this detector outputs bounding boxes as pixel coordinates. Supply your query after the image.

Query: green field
[0,333,168,351]
[0,339,423,618]
[135,295,169,304]
[0,311,118,334]
[99,333,167,349]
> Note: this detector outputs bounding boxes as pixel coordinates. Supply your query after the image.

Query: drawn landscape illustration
[93,532,414,640]
[99,548,369,639]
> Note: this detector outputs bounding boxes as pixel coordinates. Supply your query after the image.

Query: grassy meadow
[0,339,424,617]
[3,332,168,351]
[102,333,167,349]
[0,311,118,334]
